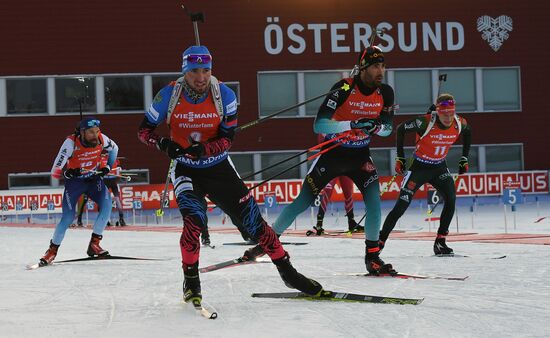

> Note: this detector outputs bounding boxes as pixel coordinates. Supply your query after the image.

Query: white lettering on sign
[264,17,465,54]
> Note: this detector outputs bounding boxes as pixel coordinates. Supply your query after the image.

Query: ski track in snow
[2,203,550,338]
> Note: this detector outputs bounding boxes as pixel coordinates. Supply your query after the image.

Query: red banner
[0,171,548,213]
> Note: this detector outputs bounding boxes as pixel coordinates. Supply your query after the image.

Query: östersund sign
[264,16,514,54]
[263,17,465,54]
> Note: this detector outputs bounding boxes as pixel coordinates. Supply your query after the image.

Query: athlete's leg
[379,169,427,244]
[428,169,456,236]
[87,178,112,237]
[51,179,88,245]
[273,156,337,235]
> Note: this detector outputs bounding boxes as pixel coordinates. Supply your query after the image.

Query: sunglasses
[184,54,212,64]
[85,119,101,128]
[437,100,455,107]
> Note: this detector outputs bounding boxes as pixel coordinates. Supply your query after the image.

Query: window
[441,69,476,112]
[105,76,144,112]
[120,169,149,185]
[446,145,479,173]
[394,70,432,113]
[304,72,341,116]
[485,144,523,172]
[483,68,520,111]
[261,152,301,180]
[8,173,51,189]
[6,79,47,114]
[229,153,254,179]
[55,77,96,113]
[258,73,298,117]
[371,148,391,176]
[152,75,178,98]
[225,82,241,105]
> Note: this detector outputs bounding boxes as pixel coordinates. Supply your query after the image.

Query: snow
[1,198,550,338]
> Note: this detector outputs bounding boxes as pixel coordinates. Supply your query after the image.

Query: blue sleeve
[145,84,173,125]
[219,84,238,135]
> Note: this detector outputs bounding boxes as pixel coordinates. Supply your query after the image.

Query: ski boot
[77,217,84,227]
[183,262,202,304]
[348,218,364,233]
[87,233,109,257]
[39,241,59,267]
[365,241,396,275]
[118,217,126,227]
[434,235,454,255]
[313,221,325,236]
[378,239,386,252]
[273,252,323,295]
[242,244,265,261]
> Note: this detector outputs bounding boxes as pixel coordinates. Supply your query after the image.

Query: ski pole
[235,83,351,133]
[241,133,351,180]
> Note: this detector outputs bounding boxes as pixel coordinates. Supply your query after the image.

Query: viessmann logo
[348,101,381,109]
[173,112,217,122]
[431,134,455,140]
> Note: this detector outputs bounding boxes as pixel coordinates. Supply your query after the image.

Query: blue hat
[182,45,212,73]
[79,117,101,130]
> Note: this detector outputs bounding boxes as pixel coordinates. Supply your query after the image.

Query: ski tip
[26,263,40,270]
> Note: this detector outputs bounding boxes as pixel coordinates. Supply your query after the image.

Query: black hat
[358,46,384,69]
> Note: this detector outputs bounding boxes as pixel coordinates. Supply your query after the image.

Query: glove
[395,157,407,175]
[183,139,206,159]
[351,118,380,134]
[458,156,469,174]
[157,137,170,152]
[63,168,81,179]
[97,166,110,177]
[165,140,186,159]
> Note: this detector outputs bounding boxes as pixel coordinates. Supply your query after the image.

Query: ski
[26,255,165,269]
[191,299,218,319]
[199,256,271,273]
[339,272,469,281]
[183,299,218,319]
[55,255,165,263]
[223,241,308,246]
[252,290,423,305]
[305,229,347,237]
[434,254,507,259]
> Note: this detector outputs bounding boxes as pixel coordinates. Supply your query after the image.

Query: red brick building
[1,0,548,189]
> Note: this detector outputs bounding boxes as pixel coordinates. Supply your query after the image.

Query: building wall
[1,0,549,188]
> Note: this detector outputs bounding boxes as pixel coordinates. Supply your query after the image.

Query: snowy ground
[2,199,550,338]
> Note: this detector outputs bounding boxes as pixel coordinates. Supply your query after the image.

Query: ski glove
[395,157,407,175]
[97,166,110,177]
[63,168,81,179]
[458,156,469,174]
[351,118,380,134]
[183,140,206,159]
[167,141,187,159]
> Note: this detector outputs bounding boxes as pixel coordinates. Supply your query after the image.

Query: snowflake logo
[477,15,513,51]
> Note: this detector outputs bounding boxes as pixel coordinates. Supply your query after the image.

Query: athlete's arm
[395,116,428,158]
[100,133,119,168]
[461,119,472,158]
[138,85,171,149]
[313,80,353,134]
[50,138,75,179]
[375,84,396,137]
[200,84,237,157]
